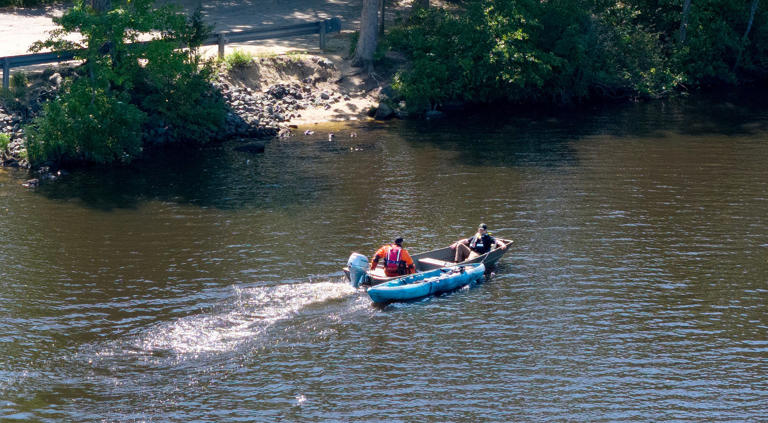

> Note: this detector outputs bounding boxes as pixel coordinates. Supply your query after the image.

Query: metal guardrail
[1,17,341,90]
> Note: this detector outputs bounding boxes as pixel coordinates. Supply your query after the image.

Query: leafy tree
[25,0,225,167]
[26,79,145,164]
[386,0,698,112]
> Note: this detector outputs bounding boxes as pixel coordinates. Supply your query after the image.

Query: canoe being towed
[344,238,513,287]
[366,263,485,304]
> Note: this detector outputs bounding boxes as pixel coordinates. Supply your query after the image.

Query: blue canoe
[366,263,485,304]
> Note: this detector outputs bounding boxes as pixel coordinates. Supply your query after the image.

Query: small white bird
[328,132,335,141]
[304,129,314,135]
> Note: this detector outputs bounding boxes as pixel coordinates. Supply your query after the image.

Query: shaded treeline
[385,0,767,111]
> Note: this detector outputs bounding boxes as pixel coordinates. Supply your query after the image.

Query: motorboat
[344,238,512,287]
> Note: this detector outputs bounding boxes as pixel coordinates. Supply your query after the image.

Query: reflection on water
[1,90,767,421]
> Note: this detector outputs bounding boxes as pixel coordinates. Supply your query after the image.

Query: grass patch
[0,133,10,151]
[223,49,255,69]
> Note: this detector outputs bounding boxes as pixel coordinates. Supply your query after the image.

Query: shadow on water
[398,87,768,168]
[34,140,332,211]
[30,87,768,210]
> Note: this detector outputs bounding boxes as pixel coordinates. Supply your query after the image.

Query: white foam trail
[137,281,356,354]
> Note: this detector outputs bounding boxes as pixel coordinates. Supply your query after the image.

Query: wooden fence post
[217,33,227,59]
[2,58,9,91]
[319,20,327,50]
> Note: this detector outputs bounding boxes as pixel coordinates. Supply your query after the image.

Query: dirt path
[0,5,67,57]
[0,0,412,56]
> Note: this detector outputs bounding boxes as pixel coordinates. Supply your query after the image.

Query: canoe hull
[366,263,485,304]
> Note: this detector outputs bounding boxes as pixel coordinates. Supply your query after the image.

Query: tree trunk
[734,0,760,71]
[679,0,692,44]
[378,0,385,38]
[352,0,379,71]
[743,0,760,41]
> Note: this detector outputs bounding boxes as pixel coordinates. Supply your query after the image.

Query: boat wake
[134,280,359,355]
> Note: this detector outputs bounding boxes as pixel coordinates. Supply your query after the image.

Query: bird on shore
[328,132,335,141]
[304,129,314,135]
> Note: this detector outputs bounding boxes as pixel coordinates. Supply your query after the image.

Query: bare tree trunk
[679,0,692,44]
[378,0,385,38]
[352,0,379,72]
[743,0,760,41]
[734,0,760,71]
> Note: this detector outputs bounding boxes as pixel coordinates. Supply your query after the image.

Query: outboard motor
[347,252,370,288]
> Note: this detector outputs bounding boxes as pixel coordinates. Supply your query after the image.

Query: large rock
[48,72,63,88]
[379,85,401,102]
[374,102,394,120]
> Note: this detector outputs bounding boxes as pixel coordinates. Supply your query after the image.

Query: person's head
[394,237,404,246]
[478,223,487,233]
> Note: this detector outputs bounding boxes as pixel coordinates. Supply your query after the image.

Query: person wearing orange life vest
[370,237,416,277]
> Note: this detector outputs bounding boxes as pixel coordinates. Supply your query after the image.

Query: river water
[1,91,767,421]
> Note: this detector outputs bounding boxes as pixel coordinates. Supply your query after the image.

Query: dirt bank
[219,52,382,128]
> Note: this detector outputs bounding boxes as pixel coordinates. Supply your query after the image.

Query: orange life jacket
[384,245,404,273]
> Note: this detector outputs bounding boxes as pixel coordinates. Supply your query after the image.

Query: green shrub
[26,79,146,166]
[10,72,29,98]
[1,71,31,113]
[348,31,360,58]
[0,133,10,152]
[26,0,226,166]
[224,49,255,68]
[135,59,226,143]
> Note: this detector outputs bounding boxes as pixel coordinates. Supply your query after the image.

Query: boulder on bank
[374,102,394,120]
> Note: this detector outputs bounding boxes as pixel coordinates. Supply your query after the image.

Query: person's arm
[402,249,416,273]
[370,246,385,270]
[450,237,470,250]
[494,237,507,249]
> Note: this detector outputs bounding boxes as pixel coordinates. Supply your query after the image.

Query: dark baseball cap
[478,223,487,230]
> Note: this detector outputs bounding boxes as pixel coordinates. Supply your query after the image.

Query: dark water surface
[1,92,767,421]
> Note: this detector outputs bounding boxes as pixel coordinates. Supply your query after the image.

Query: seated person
[451,223,506,262]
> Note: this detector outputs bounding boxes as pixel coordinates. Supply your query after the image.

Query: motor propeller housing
[346,252,370,288]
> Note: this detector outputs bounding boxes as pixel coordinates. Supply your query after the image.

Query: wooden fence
[1,17,341,90]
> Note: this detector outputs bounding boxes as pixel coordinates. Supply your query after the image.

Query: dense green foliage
[26,79,145,164]
[0,72,31,114]
[387,0,766,111]
[25,0,226,167]
[0,133,9,152]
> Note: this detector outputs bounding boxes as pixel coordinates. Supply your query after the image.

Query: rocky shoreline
[1,55,382,177]
[0,112,26,167]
